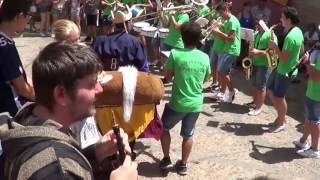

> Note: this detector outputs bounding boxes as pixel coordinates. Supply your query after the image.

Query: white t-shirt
[69,116,102,149]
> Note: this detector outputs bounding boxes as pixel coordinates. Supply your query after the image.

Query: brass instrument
[200,18,224,44]
[266,24,279,68]
[242,40,254,80]
[131,4,196,21]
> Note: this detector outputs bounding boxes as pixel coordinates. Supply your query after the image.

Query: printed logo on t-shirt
[0,37,14,47]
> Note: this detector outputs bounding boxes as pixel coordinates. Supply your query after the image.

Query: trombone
[131,4,196,21]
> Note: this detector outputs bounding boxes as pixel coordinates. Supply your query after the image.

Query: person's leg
[40,12,46,35]
[45,11,50,33]
[310,123,320,151]
[160,104,183,159]
[301,120,311,141]
[273,96,287,126]
[161,130,171,158]
[181,138,193,164]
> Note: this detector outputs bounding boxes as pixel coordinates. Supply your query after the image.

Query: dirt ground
[16,36,320,180]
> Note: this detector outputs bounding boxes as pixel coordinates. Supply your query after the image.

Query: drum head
[142,26,157,31]
[134,21,150,28]
[132,7,144,18]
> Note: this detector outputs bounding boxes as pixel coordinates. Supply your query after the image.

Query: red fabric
[138,108,163,140]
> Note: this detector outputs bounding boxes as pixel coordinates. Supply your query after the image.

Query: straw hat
[113,5,132,24]
[191,0,209,6]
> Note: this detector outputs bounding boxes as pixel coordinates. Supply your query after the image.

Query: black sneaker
[175,160,187,175]
[244,101,256,109]
[159,157,172,170]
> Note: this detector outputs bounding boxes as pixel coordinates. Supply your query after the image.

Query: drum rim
[133,22,150,28]
[158,28,169,33]
[142,26,157,31]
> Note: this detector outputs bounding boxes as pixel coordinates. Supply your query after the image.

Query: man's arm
[269,41,292,63]
[12,76,35,101]
[212,29,236,42]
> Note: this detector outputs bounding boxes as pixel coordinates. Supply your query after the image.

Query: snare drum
[131,6,144,18]
[133,22,150,32]
[141,26,158,38]
[158,28,169,39]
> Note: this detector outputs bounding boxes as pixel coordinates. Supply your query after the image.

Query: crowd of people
[0,0,320,179]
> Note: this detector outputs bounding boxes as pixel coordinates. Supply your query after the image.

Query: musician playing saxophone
[266,6,304,133]
[246,20,278,116]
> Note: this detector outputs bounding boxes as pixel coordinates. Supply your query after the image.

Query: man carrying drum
[94,6,149,72]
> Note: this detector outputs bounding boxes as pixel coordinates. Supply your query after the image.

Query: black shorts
[86,14,98,26]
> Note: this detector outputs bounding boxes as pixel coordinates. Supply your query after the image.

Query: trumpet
[266,23,280,68]
[200,19,224,44]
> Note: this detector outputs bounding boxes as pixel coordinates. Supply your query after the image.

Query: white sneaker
[297,149,320,158]
[225,88,238,103]
[293,139,311,150]
[248,108,262,116]
[212,92,225,102]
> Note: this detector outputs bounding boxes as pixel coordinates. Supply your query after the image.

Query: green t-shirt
[164,13,189,49]
[197,6,210,17]
[164,48,211,112]
[221,15,241,56]
[306,56,320,102]
[122,0,132,5]
[253,31,278,67]
[212,16,224,53]
[103,0,115,16]
[207,10,219,21]
[277,27,304,76]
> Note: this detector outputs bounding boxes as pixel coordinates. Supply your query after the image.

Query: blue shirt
[0,32,28,116]
[94,31,149,72]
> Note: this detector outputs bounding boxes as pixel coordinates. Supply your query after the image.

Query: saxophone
[266,24,279,68]
[242,38,254,80]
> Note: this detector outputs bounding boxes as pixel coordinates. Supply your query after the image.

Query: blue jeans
[217,53,237,75]
[266,70,293,98]
[161,104,200,139]
[305,97,320,123]
[252,66,272,91]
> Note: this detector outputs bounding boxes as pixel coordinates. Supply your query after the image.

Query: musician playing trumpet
[210,2,241,103]
[246,20,278,116]
[265,6,304,133]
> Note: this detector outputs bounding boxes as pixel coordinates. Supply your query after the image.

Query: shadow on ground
[135,142,170,178]
[249,141,302,164]
[211,102,249,114]
[220,122,268,136]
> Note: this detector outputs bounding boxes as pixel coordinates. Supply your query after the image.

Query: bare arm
[171,15,183,30]
[212,29,236,42]
[268,41,291,63]
[12,76,35,101]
